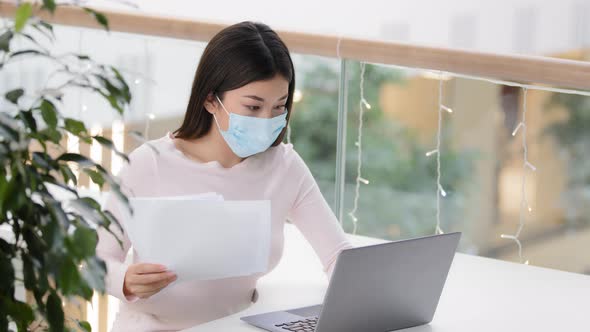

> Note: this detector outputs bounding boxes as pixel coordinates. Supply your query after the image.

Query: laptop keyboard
[275,317,318,331]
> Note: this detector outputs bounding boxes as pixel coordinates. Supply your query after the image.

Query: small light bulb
[512,122,524,137]
[134,78,141,85]
[441,105,453,113]
[147,113,156,120]
[526,161,537,172]
[358,177,369,185]
[293,89,303,103]
[361,98,371,110]
[82,104,88,112]
[348,212,358,222]
[426,149,438,157]
[438,184,447,197]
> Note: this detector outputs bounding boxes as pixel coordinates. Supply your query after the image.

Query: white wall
[89,0,590,56]
[2,0,588,128]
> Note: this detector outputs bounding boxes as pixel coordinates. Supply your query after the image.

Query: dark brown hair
[173,21,295,146]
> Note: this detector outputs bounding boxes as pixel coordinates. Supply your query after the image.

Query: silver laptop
[241,232,461,332]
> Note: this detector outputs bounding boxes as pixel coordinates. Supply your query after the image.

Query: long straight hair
[173,21,295,146]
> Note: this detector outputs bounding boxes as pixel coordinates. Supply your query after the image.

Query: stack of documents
[121,192,271,282]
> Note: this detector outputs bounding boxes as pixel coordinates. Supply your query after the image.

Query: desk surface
[183,225,590,332]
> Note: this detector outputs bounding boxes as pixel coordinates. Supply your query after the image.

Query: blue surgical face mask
[213,94,288,158]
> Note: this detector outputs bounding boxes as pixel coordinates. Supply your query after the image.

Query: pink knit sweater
[96,132,352,331]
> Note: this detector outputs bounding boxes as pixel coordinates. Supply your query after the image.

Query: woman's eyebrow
[243,94,289,102]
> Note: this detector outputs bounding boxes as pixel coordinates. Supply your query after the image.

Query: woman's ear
[203,93,218,115]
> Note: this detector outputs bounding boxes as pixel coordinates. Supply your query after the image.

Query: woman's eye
[245,105,285,111]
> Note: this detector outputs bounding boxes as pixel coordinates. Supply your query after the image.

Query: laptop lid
[315,232,461,332]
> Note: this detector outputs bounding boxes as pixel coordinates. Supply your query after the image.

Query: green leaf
[46,291,65,332]
[83,8,109,31]
[39,127,62,144]
[94,75,128,114]
[41,208,62,250]
[21,254,37,290]
[22,227,44,263]
[0,121,19,142]
[0,30,13,52]
[111,67,132,101]
[40,99,58,128]
[7,299,35,329]
[0,174,10,216]
[5,89,24,104]
[33,21,55,40]
[101,90,125,114]
[80,257,106,292]
[15,3,33,32]
[84,168,105,187]
[93,136,129,162]
[44,196,71,229]
[0,238,12,255]
[0,176,18,217]
[77,320,92,332]
[64,118,87,137]
[18,109,37,131]
[77,196,102,210]
[68,197,102,227]
[58,258,80,295]
[42,0,57,13]
[9,49,50,60]
[73,226,97,258]
[101,210,124,235]
[57,153,95,168]
[0,253,15,293]
[59,164,78,186]
[21,33,50,53]
[32,151,55,170]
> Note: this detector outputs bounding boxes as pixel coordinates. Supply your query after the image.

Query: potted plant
[1,1,136,330]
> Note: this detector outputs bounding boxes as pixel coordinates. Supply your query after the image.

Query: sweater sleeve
[96,144,158,302]
[287,148,353,280]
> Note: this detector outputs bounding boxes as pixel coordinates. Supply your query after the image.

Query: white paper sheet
[122,194,270,282]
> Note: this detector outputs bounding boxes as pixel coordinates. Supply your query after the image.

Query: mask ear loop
[213,93,230,131]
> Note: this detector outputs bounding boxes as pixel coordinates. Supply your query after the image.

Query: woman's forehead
[231,77,289,99]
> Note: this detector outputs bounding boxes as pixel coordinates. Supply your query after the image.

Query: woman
[96,21,352,331]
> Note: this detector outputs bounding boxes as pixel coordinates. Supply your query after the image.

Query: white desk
[183,225,590,332]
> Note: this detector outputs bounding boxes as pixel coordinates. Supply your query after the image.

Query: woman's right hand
[123,263,177,299]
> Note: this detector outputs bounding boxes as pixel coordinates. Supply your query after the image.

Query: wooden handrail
[1,2,590,90]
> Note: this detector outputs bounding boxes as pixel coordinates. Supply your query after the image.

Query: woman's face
[206,75,289,131]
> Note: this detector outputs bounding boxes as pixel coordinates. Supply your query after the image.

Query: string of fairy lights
[500,87,534,264]
[426,72,454,235]
[64,31,585,265]
[329,36,571,263]
[347,61,371,235]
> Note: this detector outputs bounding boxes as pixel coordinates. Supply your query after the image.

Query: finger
[135,284,169,300]
[132,263,168,275]
[142,278,176,297]
[130,271,176,285]
[133,280,173,299]
[132,275,176,294]
[135,291,156,299]
[135,279,174,299]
